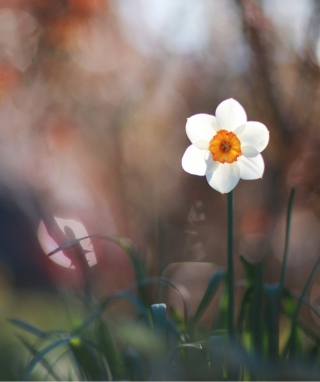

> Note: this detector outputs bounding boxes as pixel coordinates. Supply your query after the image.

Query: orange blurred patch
[68,0,105,16]
[43,117,80,153]
[0,0,105,49]
[44,15,86,49]
[0,64,18,98]
[240,205,271,235]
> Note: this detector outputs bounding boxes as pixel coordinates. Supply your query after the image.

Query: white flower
[182,98,269,194]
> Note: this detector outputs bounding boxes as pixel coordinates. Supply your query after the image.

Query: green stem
[227,191,234,336]
[279,187,295,293]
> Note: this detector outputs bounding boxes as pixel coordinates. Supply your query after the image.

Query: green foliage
[10,187,320,380]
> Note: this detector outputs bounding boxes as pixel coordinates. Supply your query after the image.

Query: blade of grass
[212,291,228,330]
[263,284,280,359]
[47,233,142,279]
[286,255,320,358]
[23,337,71,381]
[236,286,253,334]
[287,288,320,320]
[73,291,149,335]
[191,269,226,326]
[151,303,167,345]
[125,349,145,381]
[43,348,71,381]
[16,335,62,381]
[165,342,204,361]
[240,255,258,286]
[47,233,146,299]
[251,262,263,352]
[73,277,189,335]
[279,188,295,295]
[95,319,124,380]
[69,337,111,381]
[10,319,47,338]
[208,336,225,380]
[282,312,320,345]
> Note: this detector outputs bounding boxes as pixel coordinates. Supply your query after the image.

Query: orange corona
[209,130,242,164]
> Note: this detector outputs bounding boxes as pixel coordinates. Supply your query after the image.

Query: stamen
[209,130,242,164]
[221,141,232,152]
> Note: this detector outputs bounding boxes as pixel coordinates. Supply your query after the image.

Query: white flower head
[182,98,269,194]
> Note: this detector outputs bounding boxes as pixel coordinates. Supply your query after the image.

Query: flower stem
[227,190,234,336]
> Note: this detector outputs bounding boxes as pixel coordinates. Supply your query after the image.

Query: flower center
[209,130,242,164]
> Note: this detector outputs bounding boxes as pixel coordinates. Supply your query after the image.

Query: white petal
[238,121,269,152]
[186,114,218,144]
[215,99,247,131]
[194,140,209,150]
[206,157,220,175]
[182,145,209,176]
[234,124,246,135]
[241,146,260,158]
[206,162,240,194]
[238,154,265,180]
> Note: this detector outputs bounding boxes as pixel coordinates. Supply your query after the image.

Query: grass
[9,187,320,380]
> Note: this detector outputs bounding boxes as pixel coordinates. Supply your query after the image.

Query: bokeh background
[0,0,320,378]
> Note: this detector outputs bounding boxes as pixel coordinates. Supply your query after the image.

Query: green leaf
[251,262,263,352]
[286,255,320,358]
[47,232,147,299]
[69,337,111,381]
[125,349,145,381]
[213,291,228,330]
[95,319,124,380]
[23,337,71,381]
[151,303,167,344]
[208,336,225,380]
[101,291,149,315]
[10,318,47,338]
[191,269,226,325]
[236,286,253,334]
[263,284,280,359]
[17,335,62,381]
[165,342,204,361]
[279,188,295,293]
[73,291,149,335]
[240,255,257,286]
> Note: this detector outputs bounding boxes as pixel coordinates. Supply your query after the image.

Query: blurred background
[0,0,320,377]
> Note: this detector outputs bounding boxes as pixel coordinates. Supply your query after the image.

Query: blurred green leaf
[263,284,280,359]
[47,232,147,301]
[251,262,263,352]
[73,291,149,335]
[208,336,225,380]
[286,255,320,359]
[279,188,295,295]
[236,286,253,334]
[213,291,228,330]
[69,337,111,381]
[95,319,124,380]
[165,342,204,365]
[191,269,226,325]
[16,334,62,381]
[23,337,71,381]
[240,255,257,286]
[10,318,47,338]
[125,349,145,381]
[151,303,167,345]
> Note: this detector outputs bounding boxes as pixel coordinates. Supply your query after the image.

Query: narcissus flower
[182,98,269,194]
